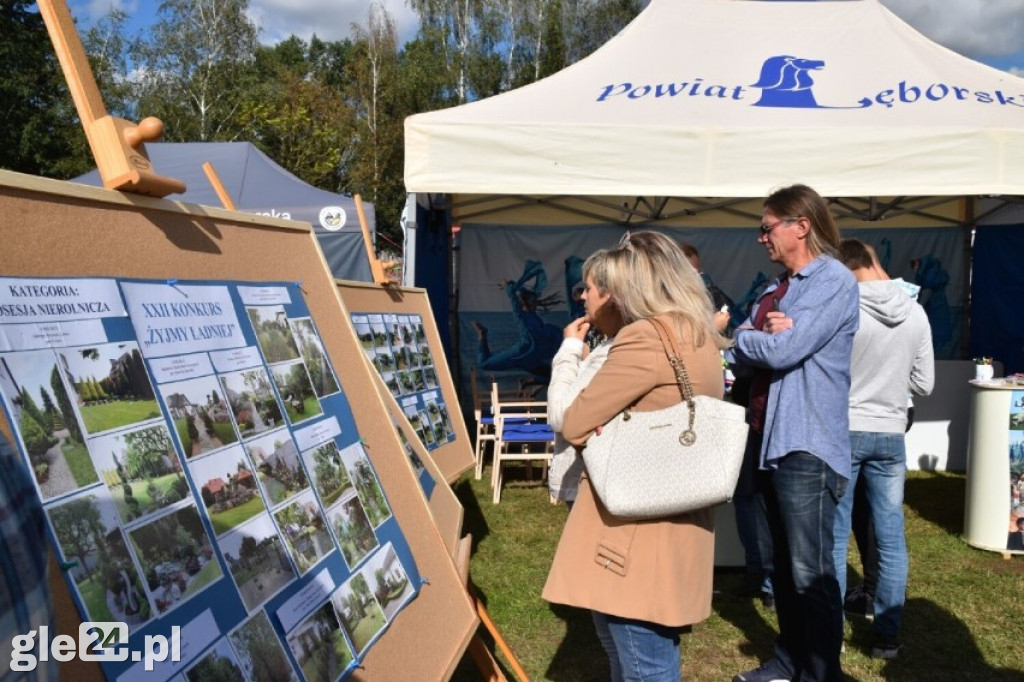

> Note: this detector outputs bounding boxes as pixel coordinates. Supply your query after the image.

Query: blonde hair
[595,231,731,351]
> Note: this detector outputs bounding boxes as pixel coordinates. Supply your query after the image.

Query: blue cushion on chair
[501,422,554,442]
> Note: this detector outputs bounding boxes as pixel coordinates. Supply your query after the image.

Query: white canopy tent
[406,0,1024,225]
[403,0,1024,475]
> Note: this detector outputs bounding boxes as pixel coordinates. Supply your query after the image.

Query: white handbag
[582,317,748,519]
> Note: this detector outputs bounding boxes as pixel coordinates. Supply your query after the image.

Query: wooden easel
[37,0,184,197]
[354,195,401,284]
[346,238,528,680]
[457,536,531,682]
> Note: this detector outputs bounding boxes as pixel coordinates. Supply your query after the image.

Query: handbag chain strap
[647,317,698,447]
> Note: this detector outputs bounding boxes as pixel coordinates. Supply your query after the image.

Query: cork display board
[0,170,476,682]
[336,282,475,483]
[374,376,464,559]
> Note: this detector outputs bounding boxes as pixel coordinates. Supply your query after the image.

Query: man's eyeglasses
[759,216,800,235]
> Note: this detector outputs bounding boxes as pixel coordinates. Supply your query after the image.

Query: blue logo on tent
[752,55,869,109]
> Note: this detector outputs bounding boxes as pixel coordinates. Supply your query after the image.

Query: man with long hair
[730,185,859,682]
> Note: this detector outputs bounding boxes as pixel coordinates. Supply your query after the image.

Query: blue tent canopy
[74,142,375,282]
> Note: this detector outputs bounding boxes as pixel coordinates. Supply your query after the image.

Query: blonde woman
[543,231,730,682]
[547,248,625,507]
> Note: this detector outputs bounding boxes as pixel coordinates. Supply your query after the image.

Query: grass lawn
[183,559,223,598]
[284,397,323,424]
[61,438,98,487]
[110,473,184,521]
[175,418,238,456]
[212,421,238,446]
[173,418,192,454]
[450,469,1024,682]
[80,399,161,433]
[259,476,292,505]
[348,608,386,653]
[76,573,114,622]
[209,495,266,535]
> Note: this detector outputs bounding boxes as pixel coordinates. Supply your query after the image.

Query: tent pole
[960,197,975,360]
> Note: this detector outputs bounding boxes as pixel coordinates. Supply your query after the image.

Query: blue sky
[67,0,1024,75]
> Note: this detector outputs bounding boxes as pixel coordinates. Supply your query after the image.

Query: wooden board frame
[0,170,477,681]
[336,281,476,483]
[374,375,464,558]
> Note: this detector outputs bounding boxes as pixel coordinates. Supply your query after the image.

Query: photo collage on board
[0,278,417,682]
[351,313,455,451]
[0,329,213,628]
[284,542,416,682]
[1008,390,1024,551]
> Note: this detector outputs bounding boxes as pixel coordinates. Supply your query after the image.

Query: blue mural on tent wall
[456,225,967,401]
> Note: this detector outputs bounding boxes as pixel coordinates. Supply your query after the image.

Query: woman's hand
[564,316,590,341]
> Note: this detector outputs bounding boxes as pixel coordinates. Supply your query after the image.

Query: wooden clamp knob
[123,116,165,148]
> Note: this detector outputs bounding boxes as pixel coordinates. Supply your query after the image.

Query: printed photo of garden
[188,446,266,536]
[228,611,298,682]
[286,601,353,682]
[48,489,152,628]
[273,490,335,575]
[246,306,301,364]
[331,573,385,656]
[185,638,245,682]
[218,367,285,440]
[369,319,388,349]
[270,361,323,425]
[393,423,426,478]
[362,543,414,621]
[160,374,238,458]
[218,513,296,613]
[300,440,353,509]
[245,430,309,506]
[56,342,161,435]
[90,423,192,526]
[127,503,222,614]
[287,318,339,398]
[339,443,391,528]
[0,350,98,500]
[326,494,379,570]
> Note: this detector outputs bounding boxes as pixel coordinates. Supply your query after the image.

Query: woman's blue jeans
[592,611,682,682]
[832,431,908,642]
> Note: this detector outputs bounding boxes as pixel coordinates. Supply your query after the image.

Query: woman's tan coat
[542,315,723,627]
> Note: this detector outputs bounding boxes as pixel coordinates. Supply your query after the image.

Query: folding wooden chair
[490,382,553,504]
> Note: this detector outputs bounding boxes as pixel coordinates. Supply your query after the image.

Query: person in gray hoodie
[832,238,934,660]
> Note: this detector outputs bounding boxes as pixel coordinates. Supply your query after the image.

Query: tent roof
[74,142,374,234]
[405,0,1024,200]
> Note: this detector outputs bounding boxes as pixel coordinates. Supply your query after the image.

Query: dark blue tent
[74,142,375,282]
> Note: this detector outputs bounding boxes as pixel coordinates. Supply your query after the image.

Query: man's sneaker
[843,584,874,621]
[732,659,791,682]
[871,637,902,660]
[760,592,775,611]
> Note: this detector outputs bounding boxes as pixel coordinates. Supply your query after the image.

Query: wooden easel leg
[458,534,530,681]
[468,634,507,682]
[469,583,531,682]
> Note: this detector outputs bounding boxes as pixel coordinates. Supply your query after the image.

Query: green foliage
[7,0,642,241]
[20,409,55,459]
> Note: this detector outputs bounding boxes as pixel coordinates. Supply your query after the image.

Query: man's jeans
[760,452,847,682]
[592,611,682,682]
[833,431,908,641]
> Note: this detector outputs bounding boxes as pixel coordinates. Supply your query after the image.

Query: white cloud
[881,0,1024,59]
[248,0,419,45]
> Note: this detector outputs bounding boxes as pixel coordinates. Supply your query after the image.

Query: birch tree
[133,0,259,141]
